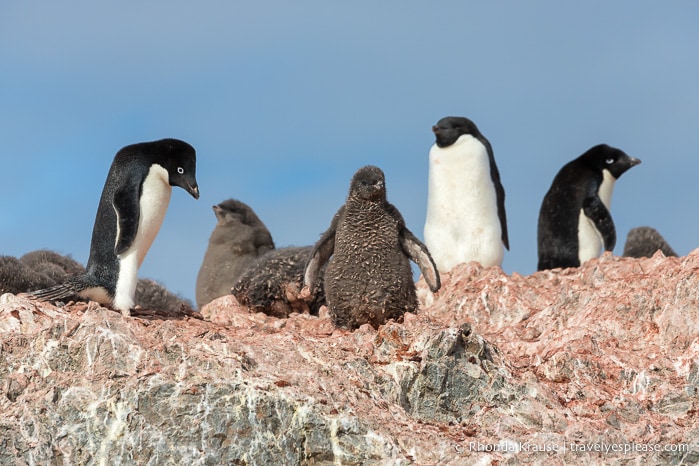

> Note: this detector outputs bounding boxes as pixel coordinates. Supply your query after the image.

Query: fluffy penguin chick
[1,249,82,295]
[232,246,325,318]
[135,278,193,313]
[305,165,440,330]
[20,250,84,288]
[623,226,677,258]
[26,139,199,316]
[195,199,275,309]
[0,256,36,295]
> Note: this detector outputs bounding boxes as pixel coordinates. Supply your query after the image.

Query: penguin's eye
[177,167,185,174]
[605,158,615,165]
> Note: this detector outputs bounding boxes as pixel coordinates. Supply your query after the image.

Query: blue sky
[2,2,698,305]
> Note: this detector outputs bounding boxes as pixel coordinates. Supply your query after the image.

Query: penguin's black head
[156,138,200,199]
[432,116,482,148]
[582,144,641,179]
[349,165,386,202]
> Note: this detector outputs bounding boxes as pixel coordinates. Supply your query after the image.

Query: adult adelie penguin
[305,165,440,330]
[27,139,199,315]
[537,144,640,270]
[424,116,509,273]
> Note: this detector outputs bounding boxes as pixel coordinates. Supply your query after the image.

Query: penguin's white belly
[424,136,503,273]
[577,170,616,266]
[114,165,172,313]
[577,210,604,264]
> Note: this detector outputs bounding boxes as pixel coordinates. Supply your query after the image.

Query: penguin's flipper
[582,195,616,251]
[112,181,141,255]
[488,150,509,250]
[400,228,441,292]
[24,280,79,302]
[304,208,342,293]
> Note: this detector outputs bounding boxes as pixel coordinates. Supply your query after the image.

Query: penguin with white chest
[27,138,199,315]
[537,144,640,271]
[424,116,509,273]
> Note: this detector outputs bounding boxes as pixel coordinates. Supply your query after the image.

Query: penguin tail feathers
[23,281,80,302]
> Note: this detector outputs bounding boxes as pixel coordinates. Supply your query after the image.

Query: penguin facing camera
[424,116,509,273]
[305,165,440,330]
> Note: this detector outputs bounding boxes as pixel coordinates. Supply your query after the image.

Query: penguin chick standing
[195,199,275,309]
[305,165,440,330]
[537,144,640,270]
[28,138,199,315]
[424,116,509,273]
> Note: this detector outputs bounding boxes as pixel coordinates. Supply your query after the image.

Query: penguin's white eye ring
[177,167,185,174]
[605,158,614,164]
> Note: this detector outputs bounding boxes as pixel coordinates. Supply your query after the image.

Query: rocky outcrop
[2,251,699,464]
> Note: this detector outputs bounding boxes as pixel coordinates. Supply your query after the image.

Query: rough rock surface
[2,250,699,465]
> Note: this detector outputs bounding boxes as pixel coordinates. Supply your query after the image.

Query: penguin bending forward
[305,165,440,330]
[27,139,199,315]
[424,116,509,273]
[537,144,640,270]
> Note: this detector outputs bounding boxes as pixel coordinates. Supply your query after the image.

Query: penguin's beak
[186,182,200,199]
[629,157,642,167]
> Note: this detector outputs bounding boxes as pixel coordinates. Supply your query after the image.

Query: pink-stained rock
[1,251,699,464]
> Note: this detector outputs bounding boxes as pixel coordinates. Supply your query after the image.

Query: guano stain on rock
[2,250,699,464]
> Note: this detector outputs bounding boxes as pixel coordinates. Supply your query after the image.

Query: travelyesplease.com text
[459,440,689,455]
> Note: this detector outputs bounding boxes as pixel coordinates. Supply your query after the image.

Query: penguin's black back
[86,139,196,294]
[537,144,640,271]
[537,157,602,270]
